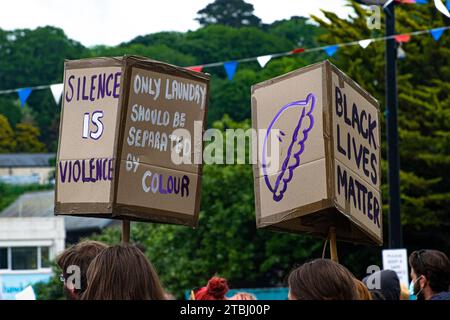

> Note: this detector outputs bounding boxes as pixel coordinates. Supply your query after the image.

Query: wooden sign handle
[122,219,130,243]
[329,226,338,263]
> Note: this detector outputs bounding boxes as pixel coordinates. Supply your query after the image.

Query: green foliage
[14,123,46,153]
[0,114,16,152]
[196,0,262,28]
[0,98,22,127]
[312,1,450,250]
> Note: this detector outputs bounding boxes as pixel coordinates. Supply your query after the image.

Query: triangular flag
[415,0,429,4]
[224,61,238,81]
[383,0,395,8]
[395,34,411,43]
[359,39,372,49]
[430,28,445,41]
[434,0,450,17]
[257,55,272,68]
[397,45,407,59]
[50,83,64,104]
[18,88,32,107]
[291,48,305,54]
[324,45,338,57]
[187,66,204,73]
[447,0,450,10]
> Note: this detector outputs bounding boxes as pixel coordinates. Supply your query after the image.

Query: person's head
[56,240,107,300]
[354,279,372,300]
[288,259,358,300]
[81,244,166,300]
[230,292,257,300]
[362,270,400,300]
[409,250,450,300]
[194,276,229,300]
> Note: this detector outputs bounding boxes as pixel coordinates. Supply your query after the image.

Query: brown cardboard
[55,55,210,228]
[251,60,382,245]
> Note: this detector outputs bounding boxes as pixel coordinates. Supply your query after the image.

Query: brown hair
[56,240,107,295]
[354,279,372,300]
[409,249,450,293]
[288,259,358,300]
[81,244,166,300]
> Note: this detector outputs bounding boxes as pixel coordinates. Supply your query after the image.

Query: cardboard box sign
[251,60,382,245]
[55,56,210,227]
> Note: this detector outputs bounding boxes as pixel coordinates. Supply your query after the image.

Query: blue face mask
[409,276,423,300]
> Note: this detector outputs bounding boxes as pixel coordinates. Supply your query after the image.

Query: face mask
[409,276,423,300]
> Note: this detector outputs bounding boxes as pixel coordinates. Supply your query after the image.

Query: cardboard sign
[251,61,382,245]
[55,56,210,227]
[382,249,409,287]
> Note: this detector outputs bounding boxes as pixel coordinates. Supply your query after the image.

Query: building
[0,190,114,299]
[0,153,55,185]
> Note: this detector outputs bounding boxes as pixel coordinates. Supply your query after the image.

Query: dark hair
[81,244,166,300]
[288,259,359,300]
[370,290,386,300]
[56,240,107,295]
[409,250,450,293]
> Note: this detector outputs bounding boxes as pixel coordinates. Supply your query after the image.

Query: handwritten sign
[251,61,382,245]
[382,249,409,287]
[55,56,210,227]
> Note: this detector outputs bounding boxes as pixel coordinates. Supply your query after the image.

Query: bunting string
[0,24,448,105]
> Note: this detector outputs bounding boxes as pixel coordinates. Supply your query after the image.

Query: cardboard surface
[55,58,123,213]
[251,60,382,245]
[55,56,210,227]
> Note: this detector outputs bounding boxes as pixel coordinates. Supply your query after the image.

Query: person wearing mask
[408,249,450,300]
[81,244,166,300]
[56,240,107,300]
[363,269,400,300]
[288,259,359,300]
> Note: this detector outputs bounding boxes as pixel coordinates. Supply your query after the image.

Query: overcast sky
[0,0,352,47]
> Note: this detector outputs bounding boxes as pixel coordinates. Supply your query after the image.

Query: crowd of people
[56,241,450,300]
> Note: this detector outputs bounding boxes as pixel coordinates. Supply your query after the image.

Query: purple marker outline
[262,93,316,202]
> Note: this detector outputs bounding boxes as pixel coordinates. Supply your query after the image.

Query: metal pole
[385,3,402,248]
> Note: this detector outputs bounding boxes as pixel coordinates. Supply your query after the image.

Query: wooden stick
[329,226,338,263]
[122,219,130,243]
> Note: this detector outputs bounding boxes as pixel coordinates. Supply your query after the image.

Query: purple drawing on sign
[262,93,316,202]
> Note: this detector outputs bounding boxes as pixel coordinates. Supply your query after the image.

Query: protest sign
[251,60,382,245]
[55,56,210,227]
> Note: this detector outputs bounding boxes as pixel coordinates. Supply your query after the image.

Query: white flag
[434,0,450,18]
[359,39,373,49]
[50,83,64,104]
[257,55,272,68]
[15,285,36,300]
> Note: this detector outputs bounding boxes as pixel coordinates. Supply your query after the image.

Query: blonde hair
[354,279,372,300]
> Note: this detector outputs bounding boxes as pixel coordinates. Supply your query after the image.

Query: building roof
[0,153,55,168]
[0,190,113,232]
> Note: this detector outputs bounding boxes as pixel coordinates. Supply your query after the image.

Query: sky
[0,0,353,47]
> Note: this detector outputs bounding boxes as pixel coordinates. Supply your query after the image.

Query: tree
[14,123,46,153]
[0,115,16,152]
[312,1,450,252]
[196,0,262,28]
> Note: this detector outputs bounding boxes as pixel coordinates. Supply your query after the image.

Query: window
[40,246,50,268]
[11,247,38,270]
[0,247,7,269]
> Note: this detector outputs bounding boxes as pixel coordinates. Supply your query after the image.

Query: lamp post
[355,0,403,248]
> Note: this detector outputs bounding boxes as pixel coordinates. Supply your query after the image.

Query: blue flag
[224,61,238,81]
[415,0,428,4]
[447,0,450,10]
[18,88,32,107]
[431,28,445,41]
[324,45,338,57]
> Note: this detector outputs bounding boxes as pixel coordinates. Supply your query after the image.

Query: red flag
[395,34,411,43]
[291,48,305,54]
[186,65,204,73]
